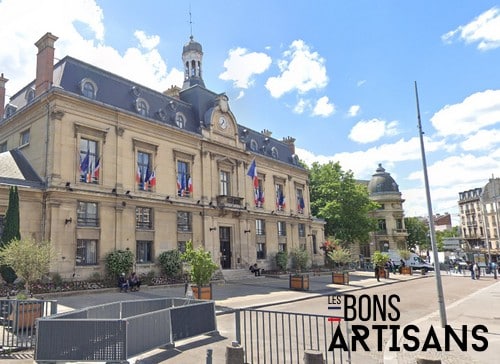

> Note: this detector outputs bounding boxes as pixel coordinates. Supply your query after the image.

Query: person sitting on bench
[118,273,129,292]
[249,263,263,276]
[129,272,141,291]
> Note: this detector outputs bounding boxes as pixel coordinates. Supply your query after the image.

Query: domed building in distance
[359,164,409,262]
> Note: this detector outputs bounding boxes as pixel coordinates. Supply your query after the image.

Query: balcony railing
[216,195,244,208]
[393,228,407,234]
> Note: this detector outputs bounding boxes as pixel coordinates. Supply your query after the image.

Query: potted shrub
[0,237,54,330]
[181,241,218,299]
[289,248,310,290]
[398,249,412,275]
[327,243,353,285]
[372,251,390,280]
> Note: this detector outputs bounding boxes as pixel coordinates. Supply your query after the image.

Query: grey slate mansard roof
[6,55,303,170]
[0,149,44,188]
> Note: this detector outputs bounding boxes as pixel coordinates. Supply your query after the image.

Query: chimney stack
[0,73,8,119]
[35,32,58,97]
[282,136,296,155]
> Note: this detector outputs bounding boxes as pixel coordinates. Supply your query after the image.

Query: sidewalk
[2,270,498,363]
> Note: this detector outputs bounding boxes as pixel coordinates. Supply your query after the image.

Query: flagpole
[415,81,447,327]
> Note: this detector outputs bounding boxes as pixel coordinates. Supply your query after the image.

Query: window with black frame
[77,201,98,227]
[136,240,153,263]
[136,207,153,229]
[76,239,97,265]
[177,211,192,232]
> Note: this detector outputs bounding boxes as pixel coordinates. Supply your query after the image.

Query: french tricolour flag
[247,159,258,188]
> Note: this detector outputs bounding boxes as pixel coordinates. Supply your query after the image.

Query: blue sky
[1,0,500,222]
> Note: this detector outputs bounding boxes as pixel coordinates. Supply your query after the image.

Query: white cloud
[431,89,500,137]
[219,47,272,89]
[348,118,399,144]
[293,98,310,114]
[0,0,183,97]
[312,96,335,117]
[348,105,360,117]
[442,7,500,50]
[265,39,328,98]
[357,80,366,87]
[134,30,160,51]
[460,129,500,151]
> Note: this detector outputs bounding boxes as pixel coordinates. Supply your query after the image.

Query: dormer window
[135,98,149,117]
[271,147,278,159]
[250,139,258,151]
[175,112,186,129]
[4,104,17,118]
[157,108,167,121]
[80,78,97,99]
[25,88,35,103]
[131,86,141,97]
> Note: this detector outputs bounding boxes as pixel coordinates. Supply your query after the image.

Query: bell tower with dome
[366,164,408,257]
[182,35,205,89]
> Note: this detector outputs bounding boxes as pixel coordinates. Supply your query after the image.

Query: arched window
[80,78,98,99]
[176,112,186,128]
[271,147,279,159]
[135,98,149,116]
[250,139,258,151]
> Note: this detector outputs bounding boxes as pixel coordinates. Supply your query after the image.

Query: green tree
[181,241,218,287]
[290,248,310,272]
[158,249,182,278]
[1,186,21,283]
[1,186,20,246]
[435,226,460,251]
[0,237,54,294]
[105,249,135,279]
[309,161,378,246]
[404,217,430,251]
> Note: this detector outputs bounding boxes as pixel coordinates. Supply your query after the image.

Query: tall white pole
[414,81,447,327]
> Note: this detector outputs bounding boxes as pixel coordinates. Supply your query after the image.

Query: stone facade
[0,33,325,279]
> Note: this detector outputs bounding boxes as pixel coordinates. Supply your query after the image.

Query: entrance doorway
[219,227,231,269]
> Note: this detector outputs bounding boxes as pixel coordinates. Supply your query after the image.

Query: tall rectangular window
[275,183,286,211]
[256,219,266,235]
[136,207,153,229]
[19,129,30,147]
[278,243,287,252]
[137,151,153,191]
[77,201,98,227]
[257,243,266,260]
[177,160,192,197]
[277,221,286,236]
[298,223,306,238]
[80,138,99,183]
[177,211,192,232]
[377,219,387,233]
[76,239,97,265]
[296,188,304,214]
[220,170,230,196]
[136,240,153,263]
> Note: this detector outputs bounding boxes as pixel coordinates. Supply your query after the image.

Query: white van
[387,250,434,272]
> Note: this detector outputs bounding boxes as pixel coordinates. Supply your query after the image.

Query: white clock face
[219,116,228,129]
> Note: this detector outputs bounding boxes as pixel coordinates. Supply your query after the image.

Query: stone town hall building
[0,32,326,279]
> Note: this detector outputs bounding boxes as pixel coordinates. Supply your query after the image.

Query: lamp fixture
[165,196,172,203]
[209,227,217,231]
[65,217,73,225]
[125,190,132,198]
[244,229,251,234]
[65,182,73,191]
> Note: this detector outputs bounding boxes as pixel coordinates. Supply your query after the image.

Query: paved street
[1,270,499,363]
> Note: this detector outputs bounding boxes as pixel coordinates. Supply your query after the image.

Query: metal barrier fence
[235,308,351,364]
[235,309,351,364]
[0,299,57,353]
[35,297,217,363]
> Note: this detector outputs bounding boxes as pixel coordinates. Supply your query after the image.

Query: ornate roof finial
[189,6,193,40]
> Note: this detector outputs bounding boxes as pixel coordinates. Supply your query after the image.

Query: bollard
[416,359,441,364]
[226,341,244,364]
[206,348,213,364]
[303,349,324,364]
